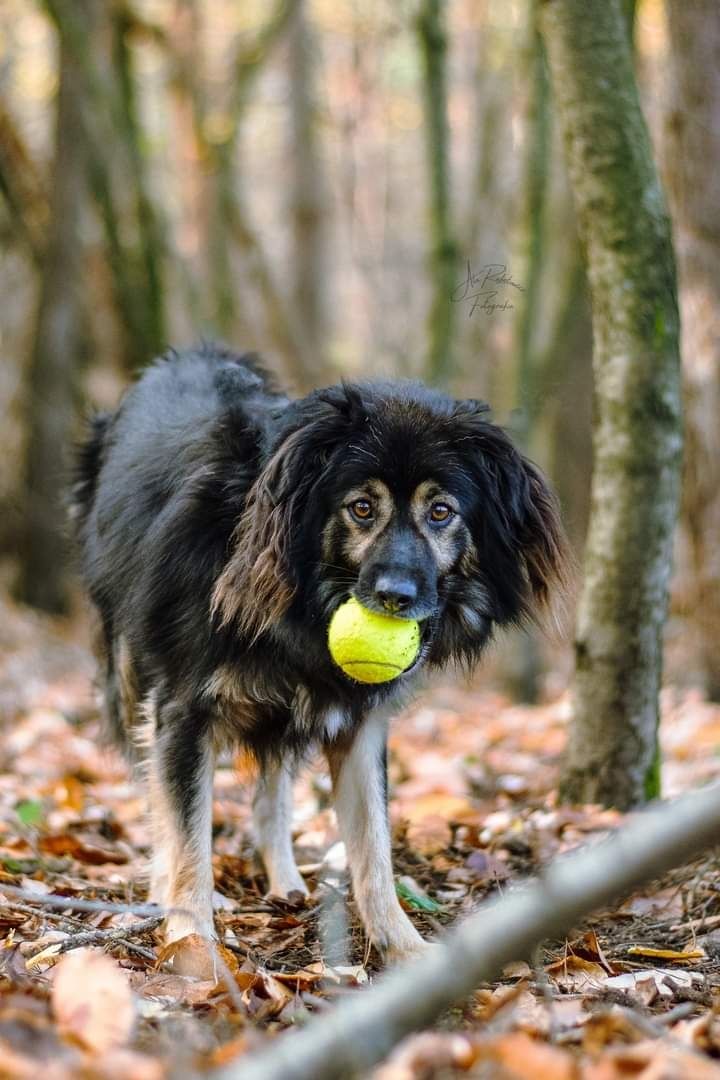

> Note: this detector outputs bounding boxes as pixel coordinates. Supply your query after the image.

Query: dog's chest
[206,666,351,748]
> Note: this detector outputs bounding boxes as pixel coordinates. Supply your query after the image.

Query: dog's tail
[68,412,112,533]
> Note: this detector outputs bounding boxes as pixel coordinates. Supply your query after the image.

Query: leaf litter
[2,595,720,1076]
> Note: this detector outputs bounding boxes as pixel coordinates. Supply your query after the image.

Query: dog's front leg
[145,700,216,942]
[253,761,308,898]
[325,716,427,962]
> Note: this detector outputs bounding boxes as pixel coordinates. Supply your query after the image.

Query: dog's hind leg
[253,761,308,898]
[325,716,427,962]
[143,696,216,942]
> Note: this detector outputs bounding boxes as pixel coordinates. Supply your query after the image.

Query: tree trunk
[288,0,328,386]
[17,34,87,613]
[539,0,682,808]
[44,0,166,373]
[663,1,720,700]
[417,0,458,385]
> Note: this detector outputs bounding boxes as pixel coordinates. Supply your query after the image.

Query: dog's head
[214,381,570,672]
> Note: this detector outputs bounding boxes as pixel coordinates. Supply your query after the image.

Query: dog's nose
[375,574,418,614]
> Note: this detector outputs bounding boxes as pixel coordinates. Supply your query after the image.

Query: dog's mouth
[400,615,435,677]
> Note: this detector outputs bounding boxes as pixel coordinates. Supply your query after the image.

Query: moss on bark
[540,0,682,809]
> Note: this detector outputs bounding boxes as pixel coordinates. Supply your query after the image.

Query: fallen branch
[214,783,720,1080]
[0,885,161,916]
[27,914,163,963]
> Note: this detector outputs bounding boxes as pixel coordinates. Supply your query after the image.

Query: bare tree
[44,0,166,373]
[288,0,329,385]
[663,1,720,701]
[417,0,458,385]
[540,0,682,808]
[17,32,87,613]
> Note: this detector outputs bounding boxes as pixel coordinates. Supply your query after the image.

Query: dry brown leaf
[39,833,128,865]
[51,948,135,1054]
[582,1006,647,1054]
[626,945,705,962]
[374,1032,476,1079]
[405,814,452,857]
[569,929,615,974]
[156,933,239,981]
[474,1032,576,1080]
[137,972,222,1006]
[238,970,293,1021]
[546,954,608,993]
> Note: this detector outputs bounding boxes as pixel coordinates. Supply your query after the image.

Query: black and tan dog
[72,343,568,960]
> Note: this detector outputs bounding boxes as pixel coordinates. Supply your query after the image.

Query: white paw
[266,871,309,900]
[164,911,216,944]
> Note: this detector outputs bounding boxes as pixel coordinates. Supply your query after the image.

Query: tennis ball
[328,597,421,684]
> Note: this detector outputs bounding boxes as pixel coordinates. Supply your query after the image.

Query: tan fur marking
[341,479,394,567]
[410,480,464,573]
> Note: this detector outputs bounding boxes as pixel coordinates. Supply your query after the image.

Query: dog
[71,343,569,960]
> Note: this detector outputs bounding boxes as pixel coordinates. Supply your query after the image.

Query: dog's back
[71,344,287,752]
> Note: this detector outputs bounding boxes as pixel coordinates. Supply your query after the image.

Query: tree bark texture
[663,0,720,700]
[17,34,87,613]
[288,0,328,385]
[540,0,682,808]
[417,0,458,385]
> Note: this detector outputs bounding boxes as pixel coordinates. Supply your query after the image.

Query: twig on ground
[30,914,164,961]
[0,899,88,931]
[0,883,163,916]
[212,784,720,1080]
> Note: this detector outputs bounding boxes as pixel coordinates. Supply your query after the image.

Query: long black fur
[72,343,568,770]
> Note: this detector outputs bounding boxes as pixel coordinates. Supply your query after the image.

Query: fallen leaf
[626,945,705,961]
[604,968,704,999]
[374,1032,476,1079]
[546,954,608,993]
[156,933,239,982]
[474,1032,576,1080]
[52,948,135,1053]
[38,833,128,865]
[405,815,452,857]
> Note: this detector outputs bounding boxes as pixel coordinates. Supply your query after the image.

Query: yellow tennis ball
[328,597,421,684]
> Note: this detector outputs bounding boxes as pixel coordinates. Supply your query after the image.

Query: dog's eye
[429,502,453,524]
[348,498,374,523]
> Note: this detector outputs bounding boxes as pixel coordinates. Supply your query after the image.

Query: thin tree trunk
[501,0,551,704]
[288,0,328,385]
[44,0,166,373]
[17,35,87,613]
[0,102,48,265]
[417,0,458,385]
[539,0,682,808]
[663,1,720,701]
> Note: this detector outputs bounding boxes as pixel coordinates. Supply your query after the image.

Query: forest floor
[2,591,720,1079]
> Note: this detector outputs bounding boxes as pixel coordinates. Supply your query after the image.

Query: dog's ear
[212,397,349,638]
[451,400,572,624]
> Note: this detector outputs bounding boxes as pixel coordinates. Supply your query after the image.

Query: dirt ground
[2,589,720,1079]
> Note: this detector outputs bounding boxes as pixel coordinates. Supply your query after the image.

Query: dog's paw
[164,911,217,945]
[265,871,309,902]
[384,936,437,964]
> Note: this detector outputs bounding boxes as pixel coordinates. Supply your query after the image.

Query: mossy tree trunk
[417,0,458,386]
[663,1,720,701]
[540,0,682,808]
[17,32,87,613]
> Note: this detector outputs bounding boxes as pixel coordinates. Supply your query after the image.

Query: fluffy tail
[68,412,112,532]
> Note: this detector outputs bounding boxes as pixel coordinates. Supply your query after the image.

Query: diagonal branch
[213,783,720,1080]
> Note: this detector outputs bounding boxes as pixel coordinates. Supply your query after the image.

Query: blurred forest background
[0,0,717,703]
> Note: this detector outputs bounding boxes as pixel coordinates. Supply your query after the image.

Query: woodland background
[2,1,720,1078]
